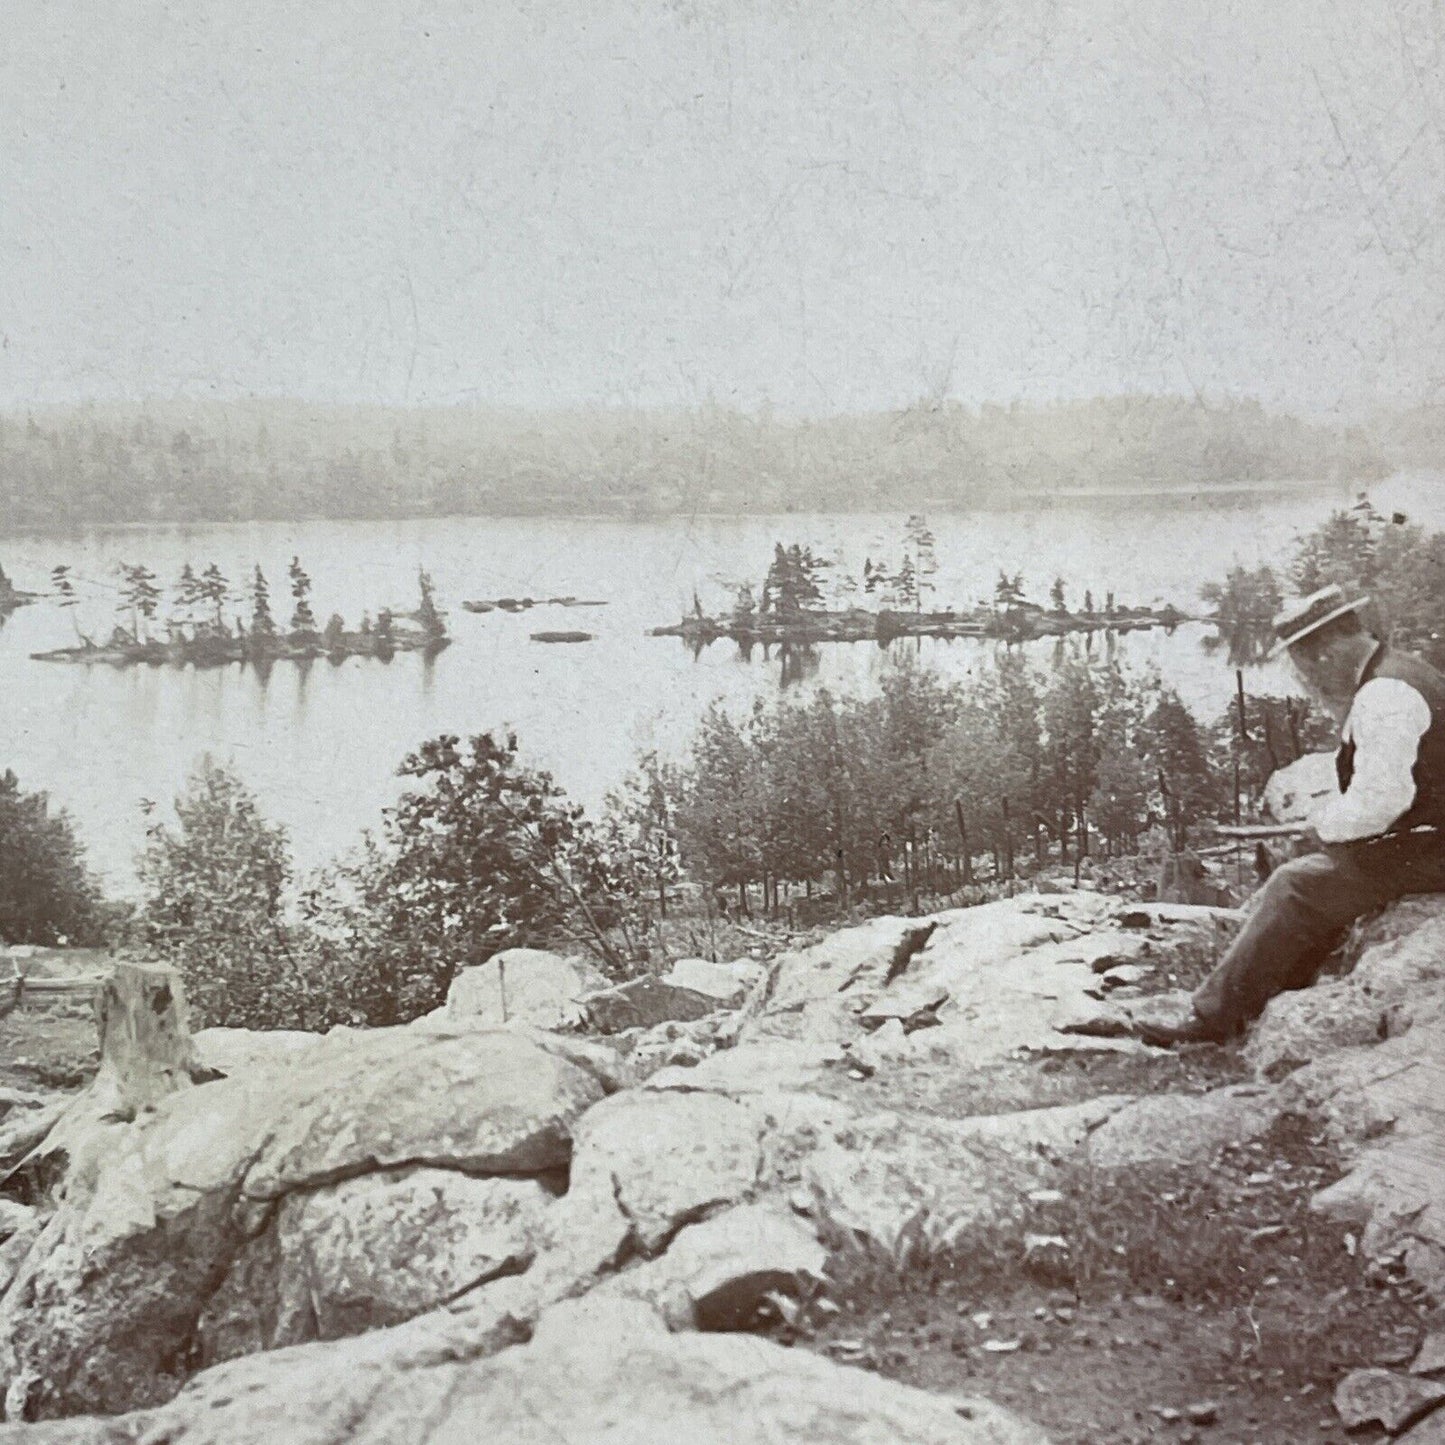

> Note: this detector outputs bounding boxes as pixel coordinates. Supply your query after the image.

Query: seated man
[1136,583,1445,1045]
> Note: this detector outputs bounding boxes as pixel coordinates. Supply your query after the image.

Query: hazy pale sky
[2,0,1443,415]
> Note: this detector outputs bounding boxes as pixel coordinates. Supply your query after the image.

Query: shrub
[136,757,310,1028]
[0,769,106,945]
[328,732,648,1023]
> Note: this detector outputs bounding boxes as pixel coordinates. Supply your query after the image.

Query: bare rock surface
[582,974,720,1034]
[0,1028,605,1419]
[15,880,1445,1440]
[593,1203,826,1329]
[866,895,1233,1064]
[1415,1331,1445,1376]
[802,1097,1129,1249]
[1401,1411,1445,1444]
[191,1028,321,1075]
[1265,902,1445,1300]
[662,957,760,1007]
[1333,1366,1445,1432]
[567,1088,765,1253]
[1087,1085,1284,1170]
[0,1297,1053,1445]
[198,1169,555,1362]
[241,1027,601,1198]
[444,947,607,1029]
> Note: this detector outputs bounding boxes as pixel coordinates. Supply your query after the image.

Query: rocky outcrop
[1241,897,1445,1301]
[8,880,1445,1441]
[581,974,721,1034]
[0,1296,1052,1445]
[0,1027,607,1418]
[662,957,762,1007]
[443,946,608,1028]
[197,1169,555,1362]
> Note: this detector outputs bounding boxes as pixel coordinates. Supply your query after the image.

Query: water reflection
[775,643,819,688]
[1201,622,1275,667]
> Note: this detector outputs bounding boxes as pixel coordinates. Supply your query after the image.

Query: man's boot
[1127,989,1233,1047]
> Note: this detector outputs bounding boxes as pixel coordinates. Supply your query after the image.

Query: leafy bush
[322,732,649,1024]
[0,769,106,945]
[136,758,312,1028]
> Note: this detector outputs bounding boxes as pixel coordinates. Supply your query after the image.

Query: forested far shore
[0,395,1404,527]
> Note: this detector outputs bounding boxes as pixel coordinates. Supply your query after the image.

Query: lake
[2,473,1441,890]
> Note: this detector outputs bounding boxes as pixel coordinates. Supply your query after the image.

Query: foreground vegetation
[795,1117,1433,1445]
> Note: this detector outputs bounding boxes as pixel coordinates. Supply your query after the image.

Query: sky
[2,0,1443,417]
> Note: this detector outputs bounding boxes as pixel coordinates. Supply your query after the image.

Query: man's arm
[1312,677,1432,843]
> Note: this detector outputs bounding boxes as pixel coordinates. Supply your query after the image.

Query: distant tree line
[0,396,1392,529]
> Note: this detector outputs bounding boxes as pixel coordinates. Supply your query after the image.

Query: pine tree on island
[200,563,230,633]
[288,556,319,640]
[415,568,448,645]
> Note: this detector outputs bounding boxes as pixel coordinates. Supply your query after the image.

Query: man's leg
[1191,850,1398,1033]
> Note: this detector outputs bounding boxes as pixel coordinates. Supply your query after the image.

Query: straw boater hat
[1271,584,1370,657]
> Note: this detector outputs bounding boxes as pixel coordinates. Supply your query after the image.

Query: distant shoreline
[0,475,1374,540]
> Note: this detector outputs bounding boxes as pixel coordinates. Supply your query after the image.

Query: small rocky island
[0,564,36,619]
[529,630,596,644]
[653,537,1187,649]
[30,560,450,667]
[463,596,606,613]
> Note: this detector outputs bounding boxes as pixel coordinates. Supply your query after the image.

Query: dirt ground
[811,1041,1253,1119]
[784,1116,1441,1445]
[0,998,98,1092]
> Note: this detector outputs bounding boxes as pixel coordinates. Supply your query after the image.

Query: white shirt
[1312,676,1433,843]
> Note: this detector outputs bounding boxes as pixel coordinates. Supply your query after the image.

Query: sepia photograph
[2,1,1445,1440]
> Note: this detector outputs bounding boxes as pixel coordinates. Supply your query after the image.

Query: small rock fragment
[1334,1368,1445,1433]
[1054,1005,1132,1038]
[1414,1332,1445,1377]
[1100,964,1149,989]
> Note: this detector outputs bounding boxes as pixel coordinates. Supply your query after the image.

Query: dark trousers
[1193,839,1445,1032]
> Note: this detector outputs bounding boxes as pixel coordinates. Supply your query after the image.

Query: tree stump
[92,961,199,1116]
[2,962,199,1203]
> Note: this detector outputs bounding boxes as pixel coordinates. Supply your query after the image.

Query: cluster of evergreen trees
[0,396,1393,529]
[662,653,1321,913]
[47,558,447,658]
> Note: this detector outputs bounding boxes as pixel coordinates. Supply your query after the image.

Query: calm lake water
[3,474,1442,890]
